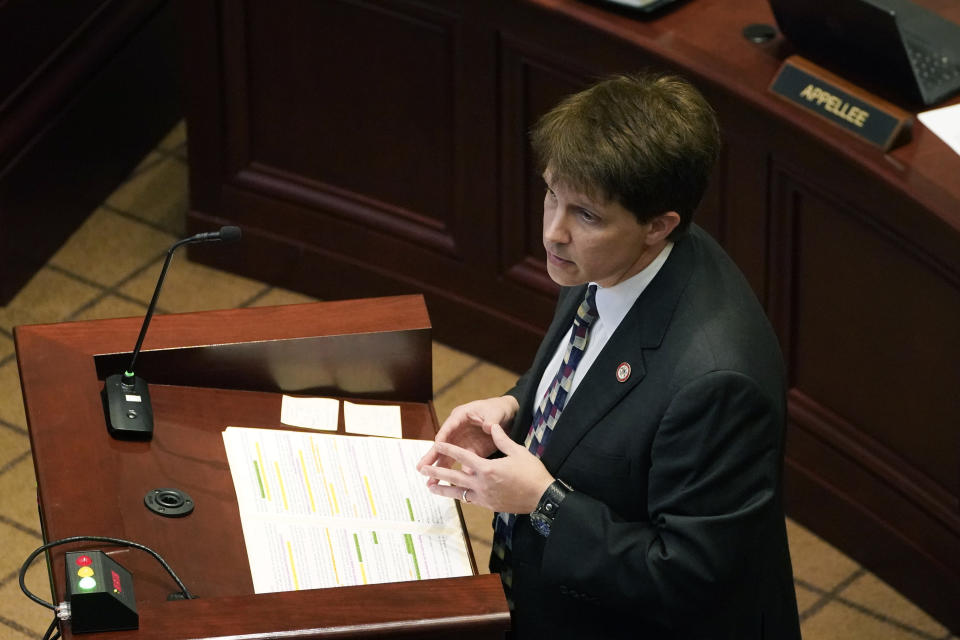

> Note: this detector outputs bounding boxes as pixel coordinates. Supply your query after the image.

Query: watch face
[530,512,552,537]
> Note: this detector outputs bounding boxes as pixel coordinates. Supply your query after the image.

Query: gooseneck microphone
[104,226,242,440]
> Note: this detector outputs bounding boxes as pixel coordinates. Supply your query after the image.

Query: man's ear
[645,211,681,245]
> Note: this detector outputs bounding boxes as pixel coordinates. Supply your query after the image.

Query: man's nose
[543,210,569,244]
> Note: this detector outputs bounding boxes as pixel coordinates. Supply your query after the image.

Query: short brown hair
[531,72,720,237]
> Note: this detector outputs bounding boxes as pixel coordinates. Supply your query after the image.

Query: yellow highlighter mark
[329,484,340,514]
[286,540,299,590]
[299,450,316,512]
[274,461,289,511]
[326,528,340,585]
[364,476,377,517]
[311,439,321,473]
[312,439,335,514]
[255,442,271,500]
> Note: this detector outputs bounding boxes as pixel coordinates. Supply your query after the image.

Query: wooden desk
[176,0,960,631]
[15,296,510,639]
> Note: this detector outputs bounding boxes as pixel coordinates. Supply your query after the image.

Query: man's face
[542,170,661,288]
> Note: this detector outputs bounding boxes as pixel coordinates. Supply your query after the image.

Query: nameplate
[769,56,912,151]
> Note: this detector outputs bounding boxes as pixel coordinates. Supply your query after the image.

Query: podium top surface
[15,296,510,639]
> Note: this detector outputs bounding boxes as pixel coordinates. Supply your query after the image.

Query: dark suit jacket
[492,225,801,639]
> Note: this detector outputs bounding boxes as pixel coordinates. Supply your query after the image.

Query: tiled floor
[0,122,955,639]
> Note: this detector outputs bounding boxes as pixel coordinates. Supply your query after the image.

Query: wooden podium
[14,295,510,639]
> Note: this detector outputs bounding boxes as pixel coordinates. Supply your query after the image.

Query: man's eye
[578,209,596,222]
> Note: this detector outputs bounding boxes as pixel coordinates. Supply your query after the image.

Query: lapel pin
[616,362,631,383]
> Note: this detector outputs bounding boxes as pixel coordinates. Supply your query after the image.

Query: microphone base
[104,374,154,440]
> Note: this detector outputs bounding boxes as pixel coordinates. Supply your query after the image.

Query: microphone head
[219,226,242,243]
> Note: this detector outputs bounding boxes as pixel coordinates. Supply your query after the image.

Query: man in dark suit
[417,73,801,639]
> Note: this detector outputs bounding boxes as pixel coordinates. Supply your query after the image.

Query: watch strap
[533,478,572,525]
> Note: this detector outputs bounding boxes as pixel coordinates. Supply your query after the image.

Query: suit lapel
[537,233,698,473]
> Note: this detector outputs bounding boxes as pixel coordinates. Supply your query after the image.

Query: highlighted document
[222,427,472,593]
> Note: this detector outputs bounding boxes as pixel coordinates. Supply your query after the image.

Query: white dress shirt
[531,242,674,417]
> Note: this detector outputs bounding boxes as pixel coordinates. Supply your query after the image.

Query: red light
[111,570,122,592]
[76,555,92,567]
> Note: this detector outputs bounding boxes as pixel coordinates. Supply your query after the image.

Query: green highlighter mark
[353,533,363,562]
[405,498,415,521]
[253,460,265,498]
[404,533,421,580]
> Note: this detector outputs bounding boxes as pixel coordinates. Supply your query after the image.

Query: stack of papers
[918,103,960,157]
[222,427,472,593]
[279,395,403,438]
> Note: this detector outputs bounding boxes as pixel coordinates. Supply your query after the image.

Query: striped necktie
[492,284,599,605]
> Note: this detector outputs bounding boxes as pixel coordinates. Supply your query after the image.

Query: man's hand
[416,395,519,488]
[418,423,554,514]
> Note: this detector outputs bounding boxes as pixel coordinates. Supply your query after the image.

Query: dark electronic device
[104,226,242,440]
[64,551,138,634]
[768,0,960,106]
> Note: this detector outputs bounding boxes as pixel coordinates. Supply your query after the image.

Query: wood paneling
[788,175,959,493]
[769,165,960,628]
[237,1,460,254]
[0,0,181,304]
[498,35,590,297]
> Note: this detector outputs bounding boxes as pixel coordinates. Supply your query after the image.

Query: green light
[78,576,97,590]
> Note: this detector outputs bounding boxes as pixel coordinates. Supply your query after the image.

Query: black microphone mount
[104,226,242,439]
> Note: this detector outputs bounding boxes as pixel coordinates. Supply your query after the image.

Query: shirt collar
[592,241,674,330]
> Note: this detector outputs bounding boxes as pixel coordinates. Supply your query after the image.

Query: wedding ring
[461,489,470,503]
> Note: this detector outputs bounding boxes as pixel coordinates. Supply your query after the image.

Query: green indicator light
[78,576,97,590]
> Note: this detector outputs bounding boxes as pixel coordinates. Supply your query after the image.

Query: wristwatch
[529,478,573,537]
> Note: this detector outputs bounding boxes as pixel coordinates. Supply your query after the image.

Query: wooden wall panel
[769,165,960,627]
[0,0,108,100]
[0,0,181,304]
[784,419,960,631]
[772,167,960,500]
[226,0,460,255]
[498,36,591,299]
[714,124,772,303]
[797,200,958,492]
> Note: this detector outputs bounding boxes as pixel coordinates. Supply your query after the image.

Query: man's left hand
[418,424,554,513]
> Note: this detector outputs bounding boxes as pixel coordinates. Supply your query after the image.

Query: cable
[19,535,195,612]
[41,616,57,640]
